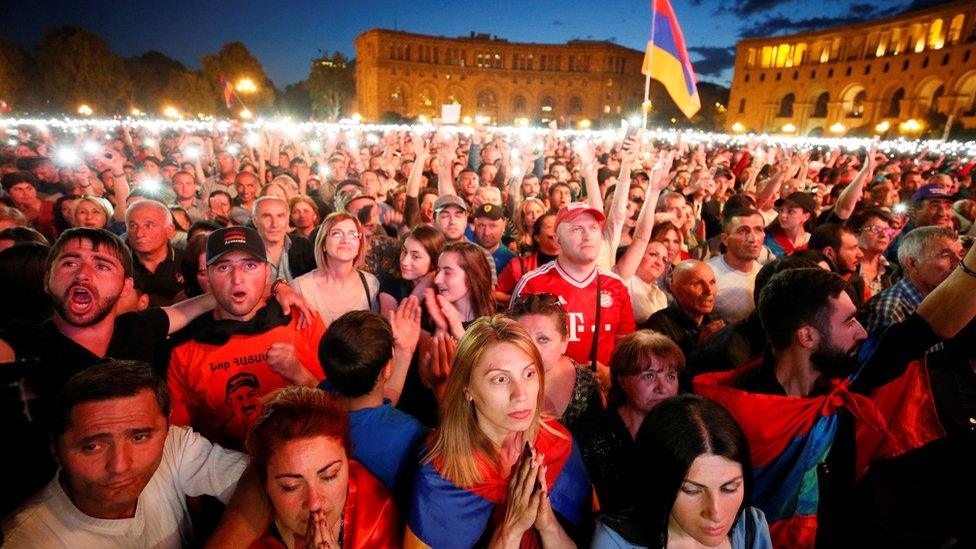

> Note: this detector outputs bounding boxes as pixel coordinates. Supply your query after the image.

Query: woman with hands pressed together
[406,316,591,548]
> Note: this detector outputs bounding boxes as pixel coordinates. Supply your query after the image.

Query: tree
[277,82,312,118]
[306,51,355,121]
[37,27,131,114]
[0,37,32,110]
[201,42,276,114]
[163,70,217,115]
[125,51,190,114]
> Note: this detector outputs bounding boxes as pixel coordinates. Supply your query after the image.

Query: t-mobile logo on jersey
[566,312,611,342]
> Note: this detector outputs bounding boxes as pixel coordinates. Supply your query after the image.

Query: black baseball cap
[473,203,504,220]
[206,227,268,265]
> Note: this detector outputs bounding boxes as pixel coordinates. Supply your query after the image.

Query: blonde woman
[406,315,591,548]
[289,212,379,326]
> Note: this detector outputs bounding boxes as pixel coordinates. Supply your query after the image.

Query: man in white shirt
[707,208,766,322]
[2,360,247,548]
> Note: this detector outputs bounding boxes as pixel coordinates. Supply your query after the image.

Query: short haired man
[229,171,260,225]
[168,227,326,449]
[706,208,766,322]
[318,309,426,497]
[695,246,976,547]
[865,226,962,338]
[886,183,957,264]
[126,200,183,306]
[170,171,206,223]
[513,202,635,368]
[199,149,237,201]
[809,223,865,303]
[644,260,725,363]
[252,196,315,282]
[472,203,515,273]
[206,190,233,226]
[1,361,247,547]
[433,194,469,243]
[547,181,572,213]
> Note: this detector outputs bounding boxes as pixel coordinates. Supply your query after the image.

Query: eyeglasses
[858,225,893,236]
[328,229,361,241]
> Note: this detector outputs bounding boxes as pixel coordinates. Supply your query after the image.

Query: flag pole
[642,1,657,130]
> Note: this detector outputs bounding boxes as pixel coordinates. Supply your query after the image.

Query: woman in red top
[245,386,401,548]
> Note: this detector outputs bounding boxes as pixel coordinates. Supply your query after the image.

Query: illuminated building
[727,0,976,135]
[354,29,647,125]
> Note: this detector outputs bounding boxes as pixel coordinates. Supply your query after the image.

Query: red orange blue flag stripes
[642,0,701,119]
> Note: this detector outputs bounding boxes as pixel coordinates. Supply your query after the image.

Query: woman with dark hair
[378,224,446,316]
[764,192,816,257]
[497,213,560,302]
[0,242,52,326]
[2,171,58,240]
[507,293,603,433]
[574,330,684,516]
[239,386,401,547]
[593,394,772,548]
[179,233,211,298]
[424,240,494,340]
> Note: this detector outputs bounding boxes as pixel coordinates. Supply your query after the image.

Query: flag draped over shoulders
[405,419,591,549]
[693,359,943,548]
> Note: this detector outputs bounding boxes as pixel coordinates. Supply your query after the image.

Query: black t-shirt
[0,308,170,516]
[133,247,186,307]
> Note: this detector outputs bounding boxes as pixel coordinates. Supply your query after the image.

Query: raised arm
[833,147,877,221]
[917,242,976,339]
[614,151,673,279]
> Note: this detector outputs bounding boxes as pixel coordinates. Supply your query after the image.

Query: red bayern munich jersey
[512,260,636,366]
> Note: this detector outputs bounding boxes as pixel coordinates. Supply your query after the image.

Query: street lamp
[829,122,846,135]
[239,108,253,120]
[731,122,745,133]
[163,106,180,119]
[578,119,592,129]
[782,123,796,133]
[874,121,891,133]
[77,104,93,116]
[236,78,257,93]
[899,119,922,135]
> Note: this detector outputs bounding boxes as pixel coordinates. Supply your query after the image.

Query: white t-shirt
[707,255,762,323]
[624,275,669,325]
[2,426,247,549]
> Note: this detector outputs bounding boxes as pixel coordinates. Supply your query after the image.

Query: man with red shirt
[512,202,635,369]
[168,227,326,449]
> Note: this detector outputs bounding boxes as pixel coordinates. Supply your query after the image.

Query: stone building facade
[727,0,976,136]
[354,29,648,126]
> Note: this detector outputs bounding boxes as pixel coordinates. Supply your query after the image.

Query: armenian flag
[405,420,591,548]
[694,359,943,548]
[642,0,701,119]
[219,74,235,109]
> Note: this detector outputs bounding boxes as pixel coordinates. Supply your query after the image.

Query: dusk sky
[2,0,945,89]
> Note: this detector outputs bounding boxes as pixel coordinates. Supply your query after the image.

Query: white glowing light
[184,145,200,160]
[226,144,240,156]
[246,133,260,147]
[140,177,161,191]
[56,148,79,165]
[308,140,322,153]
[143,138,157,148]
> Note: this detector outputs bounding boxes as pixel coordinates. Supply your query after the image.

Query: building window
[964,50,971,63]
[903,60,910,71]
[942,54,950,65]
[514,95,526,111]
[793,71,799,80]
[883,62,889,73]
[738,98,746,113]
[760,73,765,82]
[776,72,782,81]
[864,65,870,75]
[811,70,816,79]
[477,90,497,109]
[887,88,904,117]
[541,96,555,113]
[812,92,829,118]
[848,90,866,118]
[778,93,795,117]
[930,85,944,113]
[922,57,929,68]
[827,68,834,77]
[745,74,750,82]
[569,96,582,114]
[845,66,852,76]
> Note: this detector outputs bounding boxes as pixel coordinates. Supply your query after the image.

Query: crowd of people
[0,119,975,548]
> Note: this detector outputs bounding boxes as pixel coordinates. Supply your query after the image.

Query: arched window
[777,93,795,117]
[390,87,404,105]
[569,96,582,114]
[514,95,526,111]
[849,90,866,118]
[886,88,904,117]
[477,90,497,109]
[738,98,746,113]
[541,96,555,113]
[930,85,945,113]
[812,92,829,118]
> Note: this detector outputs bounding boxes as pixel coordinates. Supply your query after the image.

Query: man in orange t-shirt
[168,227,325,448]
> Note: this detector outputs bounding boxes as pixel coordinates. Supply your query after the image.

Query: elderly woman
[244,386,401,547]
[290,212,379,326]
[573,330,684,516]
[593,395,771,549]
[406,316,591,548]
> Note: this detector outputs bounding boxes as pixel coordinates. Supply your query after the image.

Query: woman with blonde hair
[512,197,548,254]
[406,315,591,548]
[290,212,379,326]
